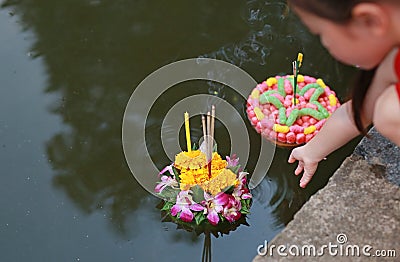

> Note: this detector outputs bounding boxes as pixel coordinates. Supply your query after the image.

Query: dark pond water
[0,1,361,261]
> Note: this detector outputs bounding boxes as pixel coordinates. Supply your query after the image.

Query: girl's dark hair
[287,0,362,22]
[287,0,376,134]
[351,68,377,134]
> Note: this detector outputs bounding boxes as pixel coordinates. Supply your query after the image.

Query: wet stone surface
[354,128,400,186]
[254,128,400,262]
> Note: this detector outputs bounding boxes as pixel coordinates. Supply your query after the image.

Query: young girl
[287,0,400,188]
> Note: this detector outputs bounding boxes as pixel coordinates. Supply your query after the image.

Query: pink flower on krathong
[233,172,252,200]
[170,191,204,222]
[226,154,239,168]
[223,195,242,223]
[159,164,174,177]
[203,192,229,226]
[155,175,178,193]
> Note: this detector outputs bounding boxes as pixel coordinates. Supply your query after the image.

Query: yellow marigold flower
[210,152,227,171]
[175,151,234,193]
[179,167,209,188]
[180,183,191,191]
[174,150,207,170]
[201,168,237,196]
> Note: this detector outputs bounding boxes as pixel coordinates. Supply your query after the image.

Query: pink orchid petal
[224,210,241,222]
[179,207,194,222]
[203,191,213,202]
[214,205,223,213]
[170,204,181,216]
[190,203,205,212]
[160,175,169,182]
[226,154,239,167]
[238,171,248,181]
[242,193,252,199]
[207,211,220,226]
[160,165,174,176]
[155,183,167,193]
[214,192,229,206]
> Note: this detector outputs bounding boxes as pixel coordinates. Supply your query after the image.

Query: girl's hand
[288,145,320,188]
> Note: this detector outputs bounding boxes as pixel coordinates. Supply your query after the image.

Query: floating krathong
[155,107,252,228]
[246,53,341,147]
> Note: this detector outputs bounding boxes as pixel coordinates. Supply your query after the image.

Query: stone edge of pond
[253,127,400,262]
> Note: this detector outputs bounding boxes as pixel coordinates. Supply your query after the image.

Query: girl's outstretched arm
[288,101,361,188]
[288,48,398,188]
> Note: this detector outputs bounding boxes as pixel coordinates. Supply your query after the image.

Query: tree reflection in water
[2,0,355,241]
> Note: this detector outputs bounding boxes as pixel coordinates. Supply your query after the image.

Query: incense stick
[206,111,212,178]
[202,115,207,151]
[293,61,297,106]
[207,111,211,160]
[211,105,215,151]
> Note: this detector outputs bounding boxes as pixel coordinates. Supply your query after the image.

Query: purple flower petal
[238,171,248,181]
[155,183,167,193]
[226,154,239,167]
[190,203,205,212]
[214,205,223,213]
[214,192,229,206]
[160,165,174,176]
[207,210,220,226]
[170,204,181,216]
[242,193,252,199]
[203,192,213,202]
[179,207,194,222]
[224,210,241,222]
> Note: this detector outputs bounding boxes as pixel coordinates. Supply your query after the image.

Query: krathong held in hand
[155,106,252,227]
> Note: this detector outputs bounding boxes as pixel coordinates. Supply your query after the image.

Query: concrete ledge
[254,128,400,261]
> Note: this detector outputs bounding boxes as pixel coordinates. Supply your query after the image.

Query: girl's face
[294,6,394,69]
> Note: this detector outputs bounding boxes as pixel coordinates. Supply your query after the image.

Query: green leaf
[192,143,198,150]
[241,208,250,215]
[194,212,206,225]
[161,201,174,211]
[228,165,241,174]
[172,166,180,184]
[191,185,205,203]
[222,185,234,194]
[159,186,180,202]
[240,199,250,214]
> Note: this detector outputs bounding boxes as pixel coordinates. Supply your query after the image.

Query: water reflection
[1,0,297,232]
[2,0,358,260]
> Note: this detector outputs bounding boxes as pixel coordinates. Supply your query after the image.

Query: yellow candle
[297,52,303,67]
[184,112,191,152]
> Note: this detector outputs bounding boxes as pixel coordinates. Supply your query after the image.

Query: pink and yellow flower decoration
[156,150,252,226]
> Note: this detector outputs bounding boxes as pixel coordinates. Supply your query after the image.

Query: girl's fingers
[294,161,304,176]
[288,150,297,163]
[299,165,317,188]
[300,173,312,188]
